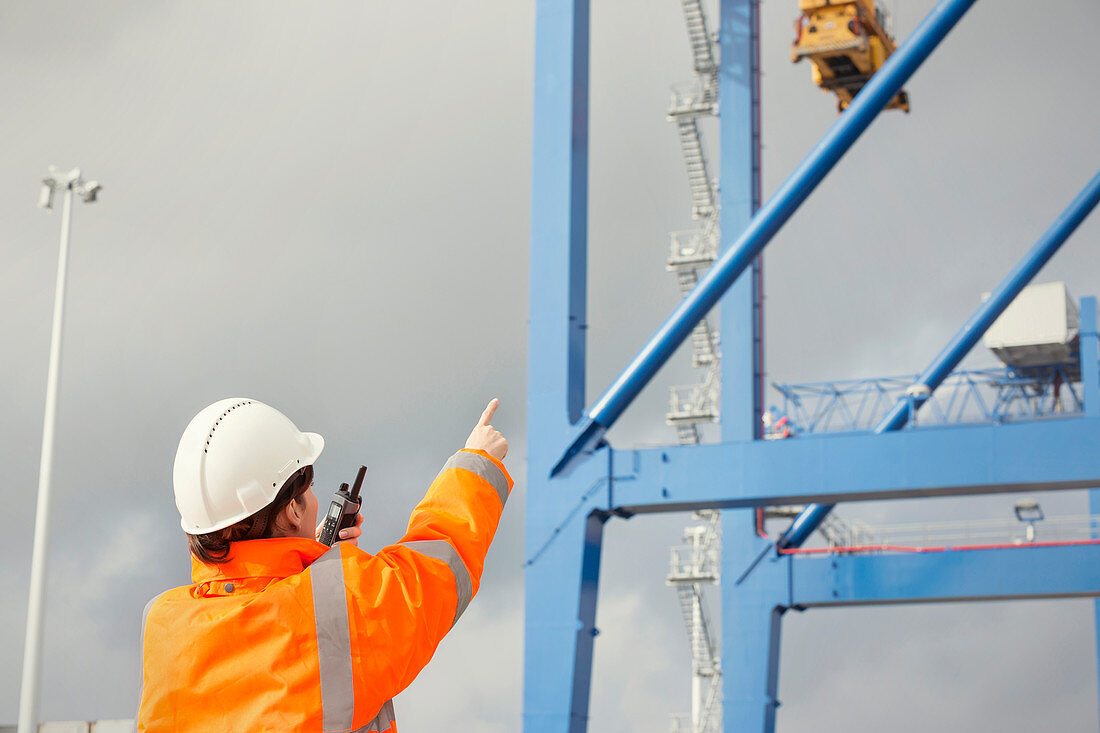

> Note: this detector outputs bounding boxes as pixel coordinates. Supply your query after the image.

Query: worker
[136,396,512,732]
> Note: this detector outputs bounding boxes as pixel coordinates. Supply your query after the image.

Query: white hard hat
[173,398,324,534]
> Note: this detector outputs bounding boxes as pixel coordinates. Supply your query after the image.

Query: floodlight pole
[19,167,99,733]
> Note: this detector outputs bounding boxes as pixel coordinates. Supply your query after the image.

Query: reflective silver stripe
[439,451,509,507]
[402,539,473,626]
[134,592,168,731]
[354,699,396,732]
[311,546,355,732]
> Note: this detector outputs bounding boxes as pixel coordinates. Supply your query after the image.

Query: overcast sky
[2,1,1099,731]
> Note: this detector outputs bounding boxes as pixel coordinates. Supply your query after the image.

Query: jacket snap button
[224,583,234,593]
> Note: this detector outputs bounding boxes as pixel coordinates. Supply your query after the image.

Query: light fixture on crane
[1014,499,1044,542]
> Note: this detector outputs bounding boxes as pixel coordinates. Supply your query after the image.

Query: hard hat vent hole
[204,400,253,447]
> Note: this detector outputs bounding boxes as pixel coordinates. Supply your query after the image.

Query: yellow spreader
[792,0,910,113]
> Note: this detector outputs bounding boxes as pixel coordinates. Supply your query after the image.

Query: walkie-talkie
[318,465,366,546]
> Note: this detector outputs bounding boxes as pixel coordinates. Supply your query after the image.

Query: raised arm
[335,400,512,706]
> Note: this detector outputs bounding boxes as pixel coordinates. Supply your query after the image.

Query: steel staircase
[676,118,717,220]
[679,0,717,74]
[672,267,719,367]
[666,5,723,730]
[665,0,720,448]
[675,422,701,445]
[676,585,718,675]
[667,510,722,733]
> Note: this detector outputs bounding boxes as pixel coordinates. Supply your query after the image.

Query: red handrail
[778,538,1100,555]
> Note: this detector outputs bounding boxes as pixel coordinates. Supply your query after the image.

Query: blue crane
[525,0,1100,730]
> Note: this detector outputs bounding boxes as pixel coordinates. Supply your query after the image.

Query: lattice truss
[771,364,1085,435]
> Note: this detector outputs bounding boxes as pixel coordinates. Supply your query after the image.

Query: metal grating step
[680,0,717,74]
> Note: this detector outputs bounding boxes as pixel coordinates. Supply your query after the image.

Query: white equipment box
[983,281,1079,369]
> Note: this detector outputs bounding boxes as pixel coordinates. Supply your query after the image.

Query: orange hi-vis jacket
[136,449,512,732]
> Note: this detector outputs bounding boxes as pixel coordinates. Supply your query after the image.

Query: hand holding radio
[336,513,364,544]
[464,398,508,461]
[314,501,363,546]
[317,465,367,547]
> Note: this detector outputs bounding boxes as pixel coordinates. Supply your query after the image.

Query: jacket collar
[191,537,329,583]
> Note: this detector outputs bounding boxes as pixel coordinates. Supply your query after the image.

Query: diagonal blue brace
[551,0,981,478]
[780,168,1100,549]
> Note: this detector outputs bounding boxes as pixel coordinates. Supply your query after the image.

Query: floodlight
[1014,498,1043,542]
[1014,499,1044,523]
[80,180,101,203]
[37,182,54,210]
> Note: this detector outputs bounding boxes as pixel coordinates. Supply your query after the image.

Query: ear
[279,499,304,533]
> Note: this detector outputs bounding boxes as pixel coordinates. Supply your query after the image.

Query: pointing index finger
[478,398,499,426]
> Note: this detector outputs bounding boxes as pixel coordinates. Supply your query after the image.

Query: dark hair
[187,464,314,565]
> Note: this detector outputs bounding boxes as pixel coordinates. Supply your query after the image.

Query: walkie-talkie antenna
[350,466,367,500]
